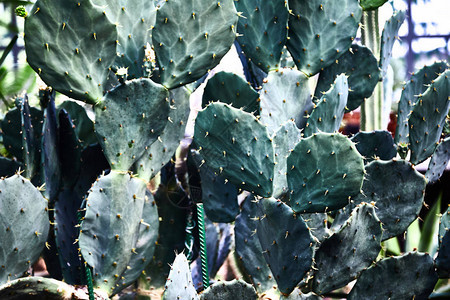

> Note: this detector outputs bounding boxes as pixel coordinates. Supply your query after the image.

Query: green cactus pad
[162,253,198,300]
[287,133,365,213]
[334,159,426,241]
[409,69,450,165]
[190,150,239,223]
[194,102,274,197]
[94,78,170,171]
[379,10,406,79]
[91,0,157,79]
[0,276,96,300]
[234,0,289,73]
[133,86,190,180]
[426,137,450,184]
[281,289,321,300]
[259,69,310,134]
[314,45,381,111]
[436,207,450,278]
[235,196,276,293]
[79,171,152,295]
[200,279,257,300]
[152,0,238,89]
[351,130,397,162]
[202,71,259,113]
[256,197,315,295]
[300,213,330,243]
[348,252,438,300]
[24,0,118,104]
[395,62,448,146]
[58,101,98,148]
[360,0,388,11]
[286,0,362,76]
[304,74,348,137]
[312,203,382,295]
[272,121,302,199]
[0,175,49,285]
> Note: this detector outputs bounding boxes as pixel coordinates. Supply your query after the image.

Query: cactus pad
[202,71,259,113]
[360,0,388,11]
[426,137,450,184]
[94,78,170,171]
[259,69,310,134]
[348,252,438,299]
[194,102,274,197]
[379,10,406,79]
[436,207,450,278]
[394,62,448,146]
[256,197,315,295]
[162,253,198,300]
[351,130,397,162]
[287,133,365,213]
[24,0,118,104]
[234,0,289,72]
[287,0,362,76]
[152,0,238,89]
[304,74,348,137]
[200,279,257,299]
[312,203,382,295]
[314,45,380,111]
[409,69,450,165]
[79,171,152,295]
[0,175,49,284]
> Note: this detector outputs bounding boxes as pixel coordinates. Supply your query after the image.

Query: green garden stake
[197,203,210,289]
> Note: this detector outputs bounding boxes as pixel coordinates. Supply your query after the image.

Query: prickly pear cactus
[287,133,365,213]
[24,0,118,104]
[0,175,49,284]
[436,207,450,278]
[426,137,450,184]
[287,0,362,76]
[162,253,198,300]
[152,0,238,89]
[194,102,274,197]
[351,130,397,162]
[200,279,257,300]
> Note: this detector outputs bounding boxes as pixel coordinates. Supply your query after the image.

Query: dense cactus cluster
[0,0,449,299]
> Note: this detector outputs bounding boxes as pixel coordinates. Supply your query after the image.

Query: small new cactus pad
[300,213,330,243]
[280,289,321,300]
[94,78,170,171]
[256,198,315,295]
[58,101,97,148]
[312,203,382,295]
[18,96,40,179]
[24,0,118,104]
[162,253,198,300]
[190,150,239,223]
[152,0,238,89]
[235,195,276,293]
[202,71,259,113]
[333,160,426,241]
[348,252,438,299]
[1,105,43,163]
[79,171,151,295]
[351,130,397,162]
[379,10,406,79]
[259,68,310,134]
[360,0,388,11]
[0,174,49,284]
[272,121,302,199]
[200,279,257,300]
[112,190,159,295]
[394,62,448,146]
[234,0,289,73]
[90,0,157,79]
[133,86,190,180]
[436,207,450,278]
[409,69,450,165]
[0,276,94,300]
[194,102,274,197]
[287,133,365,213]
[304,74,348,137]
[314,45,381,111]
[426,137,450,184]
[286,0,362,76]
